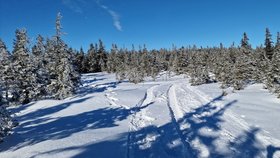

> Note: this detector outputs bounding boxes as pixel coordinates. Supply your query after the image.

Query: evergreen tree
[0,39,11,104]
[107,44,118,73]
[241,32,251,53]
[0,43,16,141]
[0,104,16,142]
[86,43,98,72]
[232,50,247,90]
[126,47,144,84]
[115,48,128,81]
[74,47,86,73]
[271,46,280,97]
[168,47,179,75]
[31,35,49,99]
[264,28,274,59]
[217,47,235,88]
[275,32,280,49]
[177,47,189,75]
[97,39,107,72]
[11,29,38,104]
[150,50,161,80]
[45,13,80,99]
[189,51,210,85]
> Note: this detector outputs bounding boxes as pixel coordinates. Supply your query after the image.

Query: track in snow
[127,85,157,158]
[166,84,194,157]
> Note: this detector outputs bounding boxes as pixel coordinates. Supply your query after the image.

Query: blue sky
[0,0,279,51]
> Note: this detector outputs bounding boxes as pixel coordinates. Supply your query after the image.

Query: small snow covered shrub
[0,106,16,142]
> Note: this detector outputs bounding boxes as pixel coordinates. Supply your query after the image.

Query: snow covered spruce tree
[214,46,235,88]
[106,44,118,73]
[115,48,128,81]
[273,33,280,97]
[0,103,15,142]
[0,39,11,104]
[0,40,18,141]
[86,43,98,73]
[265,32,280,97]
[31,35,49,99]
[231,33,253,90]
[264,28,274,60]
[97,39,107,72]
[73,47,87,73]
[11,29,40,104]
[168,46,179,76]
[149,49,161,80]
[45,13,80,99]
[127,48,145,84]
[189,50,210,86]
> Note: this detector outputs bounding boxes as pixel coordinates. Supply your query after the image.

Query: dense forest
[0,13,279,141]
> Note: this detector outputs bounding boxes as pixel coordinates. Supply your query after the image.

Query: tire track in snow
[126,85,158,158]
[166,84,194,158]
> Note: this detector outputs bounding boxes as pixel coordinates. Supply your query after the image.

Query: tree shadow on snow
[76,81,120,98]
[64,94,267,158]
[7,102,36,116]
[1,94,272,158]
[16,97,93,123]
[81,77,106,85]
[267,145,280,158]
[0,97,149,153]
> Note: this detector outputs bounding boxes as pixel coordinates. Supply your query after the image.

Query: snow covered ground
[0,72,280,158]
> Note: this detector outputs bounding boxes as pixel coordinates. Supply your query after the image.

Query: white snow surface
[0,72,280,158]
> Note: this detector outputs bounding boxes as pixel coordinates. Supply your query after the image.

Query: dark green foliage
[264,28,274,60]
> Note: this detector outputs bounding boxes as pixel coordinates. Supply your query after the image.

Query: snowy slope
[0,72,280,158]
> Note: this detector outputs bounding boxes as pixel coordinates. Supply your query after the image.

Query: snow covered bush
[0,105,16,142]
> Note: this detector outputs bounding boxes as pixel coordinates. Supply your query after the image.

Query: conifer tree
[0,104,15,142]
[46,13,80,99]
[189,51,210,85]
[275,32,280,49]
[150,50,161,80]
[11,29,38,104]
[0,42,16,141]
[115,48,128,81]
[86,43,98,72]
[31,35,49,99]
[0,40,11,104]
[97,39,107,72]
[264,28,274,59]
[74,47,86,73]
[241,32,251,53]
[107,44,118,73]
[217,47,235,88]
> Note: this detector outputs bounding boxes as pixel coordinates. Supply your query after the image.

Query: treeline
[80,30,279,97]
[1,13,280,108]
[0,13,80,106]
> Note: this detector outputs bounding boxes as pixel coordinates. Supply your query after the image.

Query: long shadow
[82,73,105,78]
[0,101,148,152]
[70,94,238,158]
[29,133,129,158]
[228,127,265,158]
[76,81,120,98]
[174,95,237,157]
[81,77,106,85]
[1,93,270,158]
[65,93,263,158]
[267,145,280,158]
[8,102,36,115]
[16,97,93,123]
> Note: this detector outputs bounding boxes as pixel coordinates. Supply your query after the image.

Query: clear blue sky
[0,0,279,51]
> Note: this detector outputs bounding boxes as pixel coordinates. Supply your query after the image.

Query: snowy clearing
[0,72,280,158]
